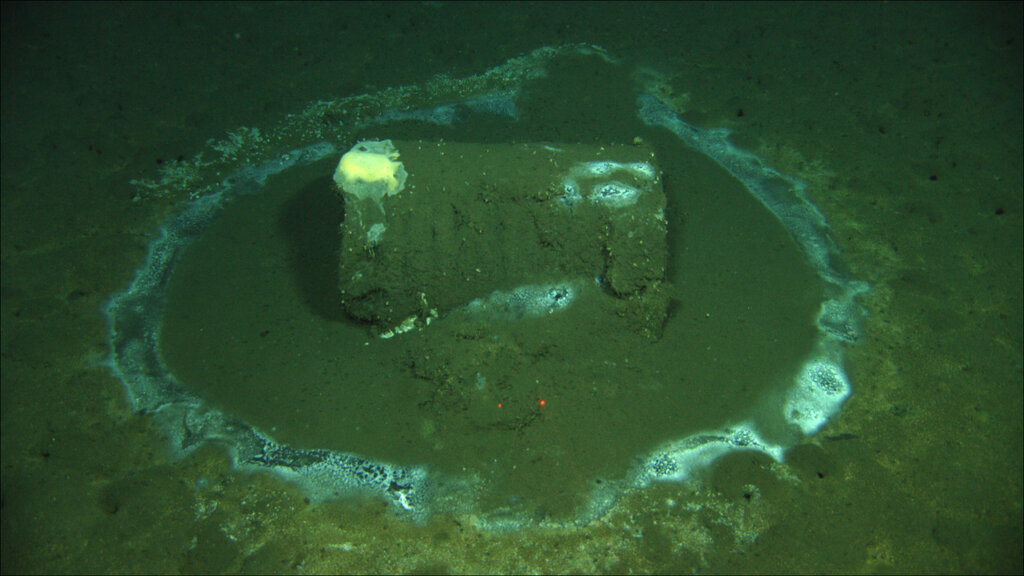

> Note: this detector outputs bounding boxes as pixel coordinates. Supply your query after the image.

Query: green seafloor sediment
[2,3,1020,573]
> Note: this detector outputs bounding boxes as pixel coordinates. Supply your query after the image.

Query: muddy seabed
[2,4,1021,573]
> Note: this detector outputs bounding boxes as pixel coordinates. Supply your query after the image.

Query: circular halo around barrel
[105,45,867,527]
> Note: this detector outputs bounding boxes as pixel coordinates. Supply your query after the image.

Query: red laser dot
[497,403,502,408]
[538,399,546,407]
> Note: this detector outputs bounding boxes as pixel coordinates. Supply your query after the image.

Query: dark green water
[3,3,1020,572]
